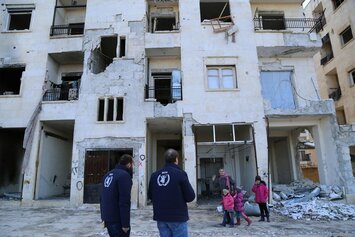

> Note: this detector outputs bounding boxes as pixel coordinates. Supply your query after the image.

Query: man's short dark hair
[164,148,179,163]
[119,154,133,165]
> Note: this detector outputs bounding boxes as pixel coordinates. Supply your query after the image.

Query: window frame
[206,65,237,91]
[340,26,353,46]
[349,69,355,87]
[97,97,124,123]
[6,6,35,31]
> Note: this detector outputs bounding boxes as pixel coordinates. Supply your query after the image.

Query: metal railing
[253,17,320,32]
[50,24,84,36]
[145,85,182,103]
[43,88,78,101]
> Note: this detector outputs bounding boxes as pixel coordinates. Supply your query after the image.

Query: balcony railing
[328,87,342,101]
[253,17,320,32]
[43,88,78,101]
[145,84,182,104]
[50,23,85,36]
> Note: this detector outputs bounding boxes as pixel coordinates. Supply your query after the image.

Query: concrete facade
[1,0,354,207]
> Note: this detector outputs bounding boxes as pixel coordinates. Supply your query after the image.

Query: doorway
[84,149,133,203]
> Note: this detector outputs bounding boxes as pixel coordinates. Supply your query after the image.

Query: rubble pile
[272,179,355,220]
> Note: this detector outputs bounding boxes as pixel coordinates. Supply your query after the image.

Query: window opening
[350,146,355,177]
[200,1,231,23]
[207,66,236,89]
[7,9,32,30]
[98,98,105,121]
[0,67,25,95]
[107,98,114,121]
[332,0,344,10]
[97,97,124,122]
[258,13,285,30]
[116,98,124,121]
[119,37,126,58]
[91,36,117,74]
[340,26,353,46]
[349,69,355,86]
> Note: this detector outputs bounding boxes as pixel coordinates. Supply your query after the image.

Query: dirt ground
[1,201,355,237]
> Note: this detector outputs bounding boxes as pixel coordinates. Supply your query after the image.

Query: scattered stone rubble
[272,179,355,220]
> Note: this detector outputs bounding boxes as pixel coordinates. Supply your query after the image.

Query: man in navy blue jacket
[100,154,133,237]
[148,148,195,237]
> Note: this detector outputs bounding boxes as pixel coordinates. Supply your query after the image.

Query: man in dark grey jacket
[100,154,133,237]
[148,148,195,237]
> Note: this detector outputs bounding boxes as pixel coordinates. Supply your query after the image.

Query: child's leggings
[258,203,269,218]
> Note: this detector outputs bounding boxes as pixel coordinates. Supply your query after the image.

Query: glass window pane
[208,76,219,88]
[222,69,233,76]
[208,69,218,76]
[222,76,234,88]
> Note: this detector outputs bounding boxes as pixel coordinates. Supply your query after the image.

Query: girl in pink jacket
[233,187,252,226]
[251,175,269,222]
[220,189,235,227]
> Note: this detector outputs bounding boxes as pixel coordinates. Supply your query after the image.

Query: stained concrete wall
[305,0,355,124]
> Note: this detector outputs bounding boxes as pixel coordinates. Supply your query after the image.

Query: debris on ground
[0,192,22,200]
[272,179,355,220]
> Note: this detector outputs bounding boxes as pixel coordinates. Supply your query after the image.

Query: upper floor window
[207,66,237,90]
[200,1,231,23]
[340,26,353,46]
[0,66,25,95]
[332,0,344,10]
[349,69,355,87]
[6,5,35,31]
[97,97,124,122]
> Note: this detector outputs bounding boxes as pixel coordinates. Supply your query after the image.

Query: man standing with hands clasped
[148,148,196,237]
[100,154,134,237]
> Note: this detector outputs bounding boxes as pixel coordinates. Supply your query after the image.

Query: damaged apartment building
[0,0,354,208]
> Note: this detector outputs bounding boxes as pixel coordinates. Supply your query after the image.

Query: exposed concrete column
[137,144,147,208]
[182,113,197,202]
[254,119,269,181]
[22,120,42,205]
[70,141,84,206]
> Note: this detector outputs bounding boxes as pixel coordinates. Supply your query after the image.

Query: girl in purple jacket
[233,187,252,226]
[252,175,270,222]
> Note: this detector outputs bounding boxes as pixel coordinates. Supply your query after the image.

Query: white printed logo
[104,174,113,188]
[157,172,170,186]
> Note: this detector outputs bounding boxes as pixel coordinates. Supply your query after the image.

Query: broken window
[260,71,296,110]
[97,97,124,122]
[200,1,231,23]
[0,66,25,95]
[340,26,353,46]
[206,66,236,90]
[146,70,182,105]
[7,5,34,31]
[257,12,285,30]
[91,36,117,74]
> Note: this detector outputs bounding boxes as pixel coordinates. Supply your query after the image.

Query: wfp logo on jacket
[157,171,170,186]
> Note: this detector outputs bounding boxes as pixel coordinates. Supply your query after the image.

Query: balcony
[145,84,182,105]
[50,23,84,36]
[43,86,79,102]
[253,17,319,32]
[320,52,334,65]
[254,17,321,57]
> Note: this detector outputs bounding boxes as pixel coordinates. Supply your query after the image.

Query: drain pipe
[265,116,271,204]
[251,124,259,176]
